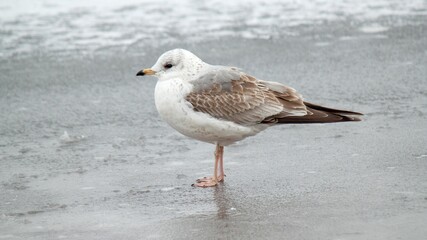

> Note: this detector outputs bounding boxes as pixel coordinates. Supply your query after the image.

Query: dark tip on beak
[136,70,145,76]
[136,68,155,76]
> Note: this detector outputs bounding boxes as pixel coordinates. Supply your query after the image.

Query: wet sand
[1,2,427,240]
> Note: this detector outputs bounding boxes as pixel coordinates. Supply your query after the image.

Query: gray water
[1,1,427,239]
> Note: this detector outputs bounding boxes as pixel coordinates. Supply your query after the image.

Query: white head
[136,49,206,81]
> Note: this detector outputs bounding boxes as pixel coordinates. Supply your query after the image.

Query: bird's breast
[154,79,192,124]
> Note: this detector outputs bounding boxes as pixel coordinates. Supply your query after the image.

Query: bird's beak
[136,68,156,76]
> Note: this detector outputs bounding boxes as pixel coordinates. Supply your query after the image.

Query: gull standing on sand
[136,49,362,187]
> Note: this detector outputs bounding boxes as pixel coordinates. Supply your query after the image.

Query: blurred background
[1,1,427,240]
[0,0,426,57]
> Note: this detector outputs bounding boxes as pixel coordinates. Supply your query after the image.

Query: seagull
[136,49,362,187]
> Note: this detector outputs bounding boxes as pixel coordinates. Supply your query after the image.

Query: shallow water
[1,0,426,57]
[1,1,427,240]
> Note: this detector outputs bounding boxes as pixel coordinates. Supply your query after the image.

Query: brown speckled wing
[185,68,309,125]
[186,67,362,125]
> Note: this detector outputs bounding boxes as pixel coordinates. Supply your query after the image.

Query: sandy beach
[1,1,427,239]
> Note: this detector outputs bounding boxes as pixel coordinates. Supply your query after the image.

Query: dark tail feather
[275,102,362,124]
[303,102,363,116]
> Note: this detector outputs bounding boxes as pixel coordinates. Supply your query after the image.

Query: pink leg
[217,146,225,182]
[194,144,224,187]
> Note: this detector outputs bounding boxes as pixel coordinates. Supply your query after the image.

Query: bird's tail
[275,101,362,124]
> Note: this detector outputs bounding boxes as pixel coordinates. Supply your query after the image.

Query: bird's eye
[164,63,173,69]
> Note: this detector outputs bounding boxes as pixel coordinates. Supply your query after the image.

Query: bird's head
[136,48,205,81]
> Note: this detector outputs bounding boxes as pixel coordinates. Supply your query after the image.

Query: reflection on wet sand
[213,184,233,220]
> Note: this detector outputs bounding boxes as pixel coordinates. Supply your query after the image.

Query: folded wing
[186,67,362,125]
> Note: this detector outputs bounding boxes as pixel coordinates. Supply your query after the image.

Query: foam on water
[59,131,86,144]
[359,24,390,33]
[0,0,426,57]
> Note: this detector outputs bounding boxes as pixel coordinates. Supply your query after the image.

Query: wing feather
[185,66,362,125]
[186,67,308,125]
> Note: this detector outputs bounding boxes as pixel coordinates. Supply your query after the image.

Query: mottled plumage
[185,67,360,125]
